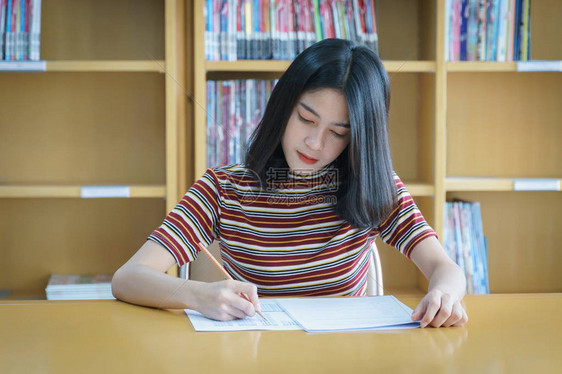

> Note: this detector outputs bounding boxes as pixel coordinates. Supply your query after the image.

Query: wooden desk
[0,294,560,373]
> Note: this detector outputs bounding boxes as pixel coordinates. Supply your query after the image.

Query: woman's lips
[297,151,318,164]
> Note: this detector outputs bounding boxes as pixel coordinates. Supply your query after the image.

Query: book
[476,0,487,61]
[0,0,6,59]
[466,0,478,61]
[45,274,115,300]
[444,201,489,294]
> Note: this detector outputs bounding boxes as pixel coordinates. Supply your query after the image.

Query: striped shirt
[148,164,437,296]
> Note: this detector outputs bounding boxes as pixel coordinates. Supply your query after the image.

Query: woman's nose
[304,129,324,150]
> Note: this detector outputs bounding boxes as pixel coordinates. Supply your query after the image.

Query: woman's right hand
[193,280,261,321]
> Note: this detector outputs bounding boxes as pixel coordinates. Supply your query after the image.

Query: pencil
[197,242,266,319]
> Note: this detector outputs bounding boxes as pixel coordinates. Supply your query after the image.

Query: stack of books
[0,0,42,61]
[443,200,490,294]
[207,79,277,167]
[205,0,378,61]
[45,274,115,300]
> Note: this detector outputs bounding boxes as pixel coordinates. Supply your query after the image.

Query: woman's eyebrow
[299,102,350,128]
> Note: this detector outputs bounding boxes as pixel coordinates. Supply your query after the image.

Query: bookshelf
[444,0,562,293]
[0,0,188,299]
[190,0,561,295]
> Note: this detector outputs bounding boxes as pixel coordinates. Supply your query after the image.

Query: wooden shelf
[47,60,167,72]
[445,177,562,192]
[448,61,562,72]
[0,0,185,298]
[384,60,436,73]
[205,60,291,72]
[0,60,167,72]
[0,185,167,198]
[206,60,435,73]
[404,183,435,197]
[447,62,519,72]
[206,61,560,75]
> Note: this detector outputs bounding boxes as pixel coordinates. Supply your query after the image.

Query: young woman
[112,38,468,328]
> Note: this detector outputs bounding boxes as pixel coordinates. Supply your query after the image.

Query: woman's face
[281,88,351,175]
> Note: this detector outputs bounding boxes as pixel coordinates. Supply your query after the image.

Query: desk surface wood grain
[1,294,561,373]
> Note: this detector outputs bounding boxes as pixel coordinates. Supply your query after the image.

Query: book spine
[213,0,221,61]
[24,0,29,60]
[263,0,271,58]
[19,0,24,60]
[368,0,377,53]
[453,0,462,61]
[496,0,507,62]
[269,0,275,59]
[489,0,501,61]
[228,0,236,61]
[295,0,305,54]
[288,0,297,59]
[0,0,6,60]
[322,0,334,39]
[444,0,451,60]
[253,0,260,59]
[485,0,495,61]
[254,0,261,59]
[352,0,362,45]
[6,0,12,60]
[313,0,321,42]
[207,81,215,167]
[15,0,19,60]
[216,82,223,164]
[239,80,247,155]
[460,0,468,61]
[205,0,212,60]
[304,0,313,48]
[330,0,337,39]
[467,0,479,61]
[29,0,36,61]
[460,203,474,294]
[512,0,521,61]
[506,0,515,62]
[476,0,487,61]
[520,0,529,61]
[220,0,227,60]
[31,0,40,61]
[229,80,236,163]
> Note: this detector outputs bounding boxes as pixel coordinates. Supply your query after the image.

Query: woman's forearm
[111,263,202,310]
[111,241,261,320]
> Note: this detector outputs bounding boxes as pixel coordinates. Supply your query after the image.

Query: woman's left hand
[411,289,468,328]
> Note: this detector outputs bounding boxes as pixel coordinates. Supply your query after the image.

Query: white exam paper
[276,296,420,332]
[186,296,420,332]
[185,299,301,331]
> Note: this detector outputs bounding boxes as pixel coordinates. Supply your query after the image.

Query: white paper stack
[45,274,115,300]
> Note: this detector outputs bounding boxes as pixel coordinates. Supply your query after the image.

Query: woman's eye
[298,114,313,124]
[331,131,346,138]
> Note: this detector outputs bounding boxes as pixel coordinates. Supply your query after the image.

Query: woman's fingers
[429,294,453,327]
[451,304,469,327]
[198,280,259,321]
[419,294,442,328]
[413,291,468,328]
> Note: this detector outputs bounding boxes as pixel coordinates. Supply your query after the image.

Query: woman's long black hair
[245,38,395,229]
